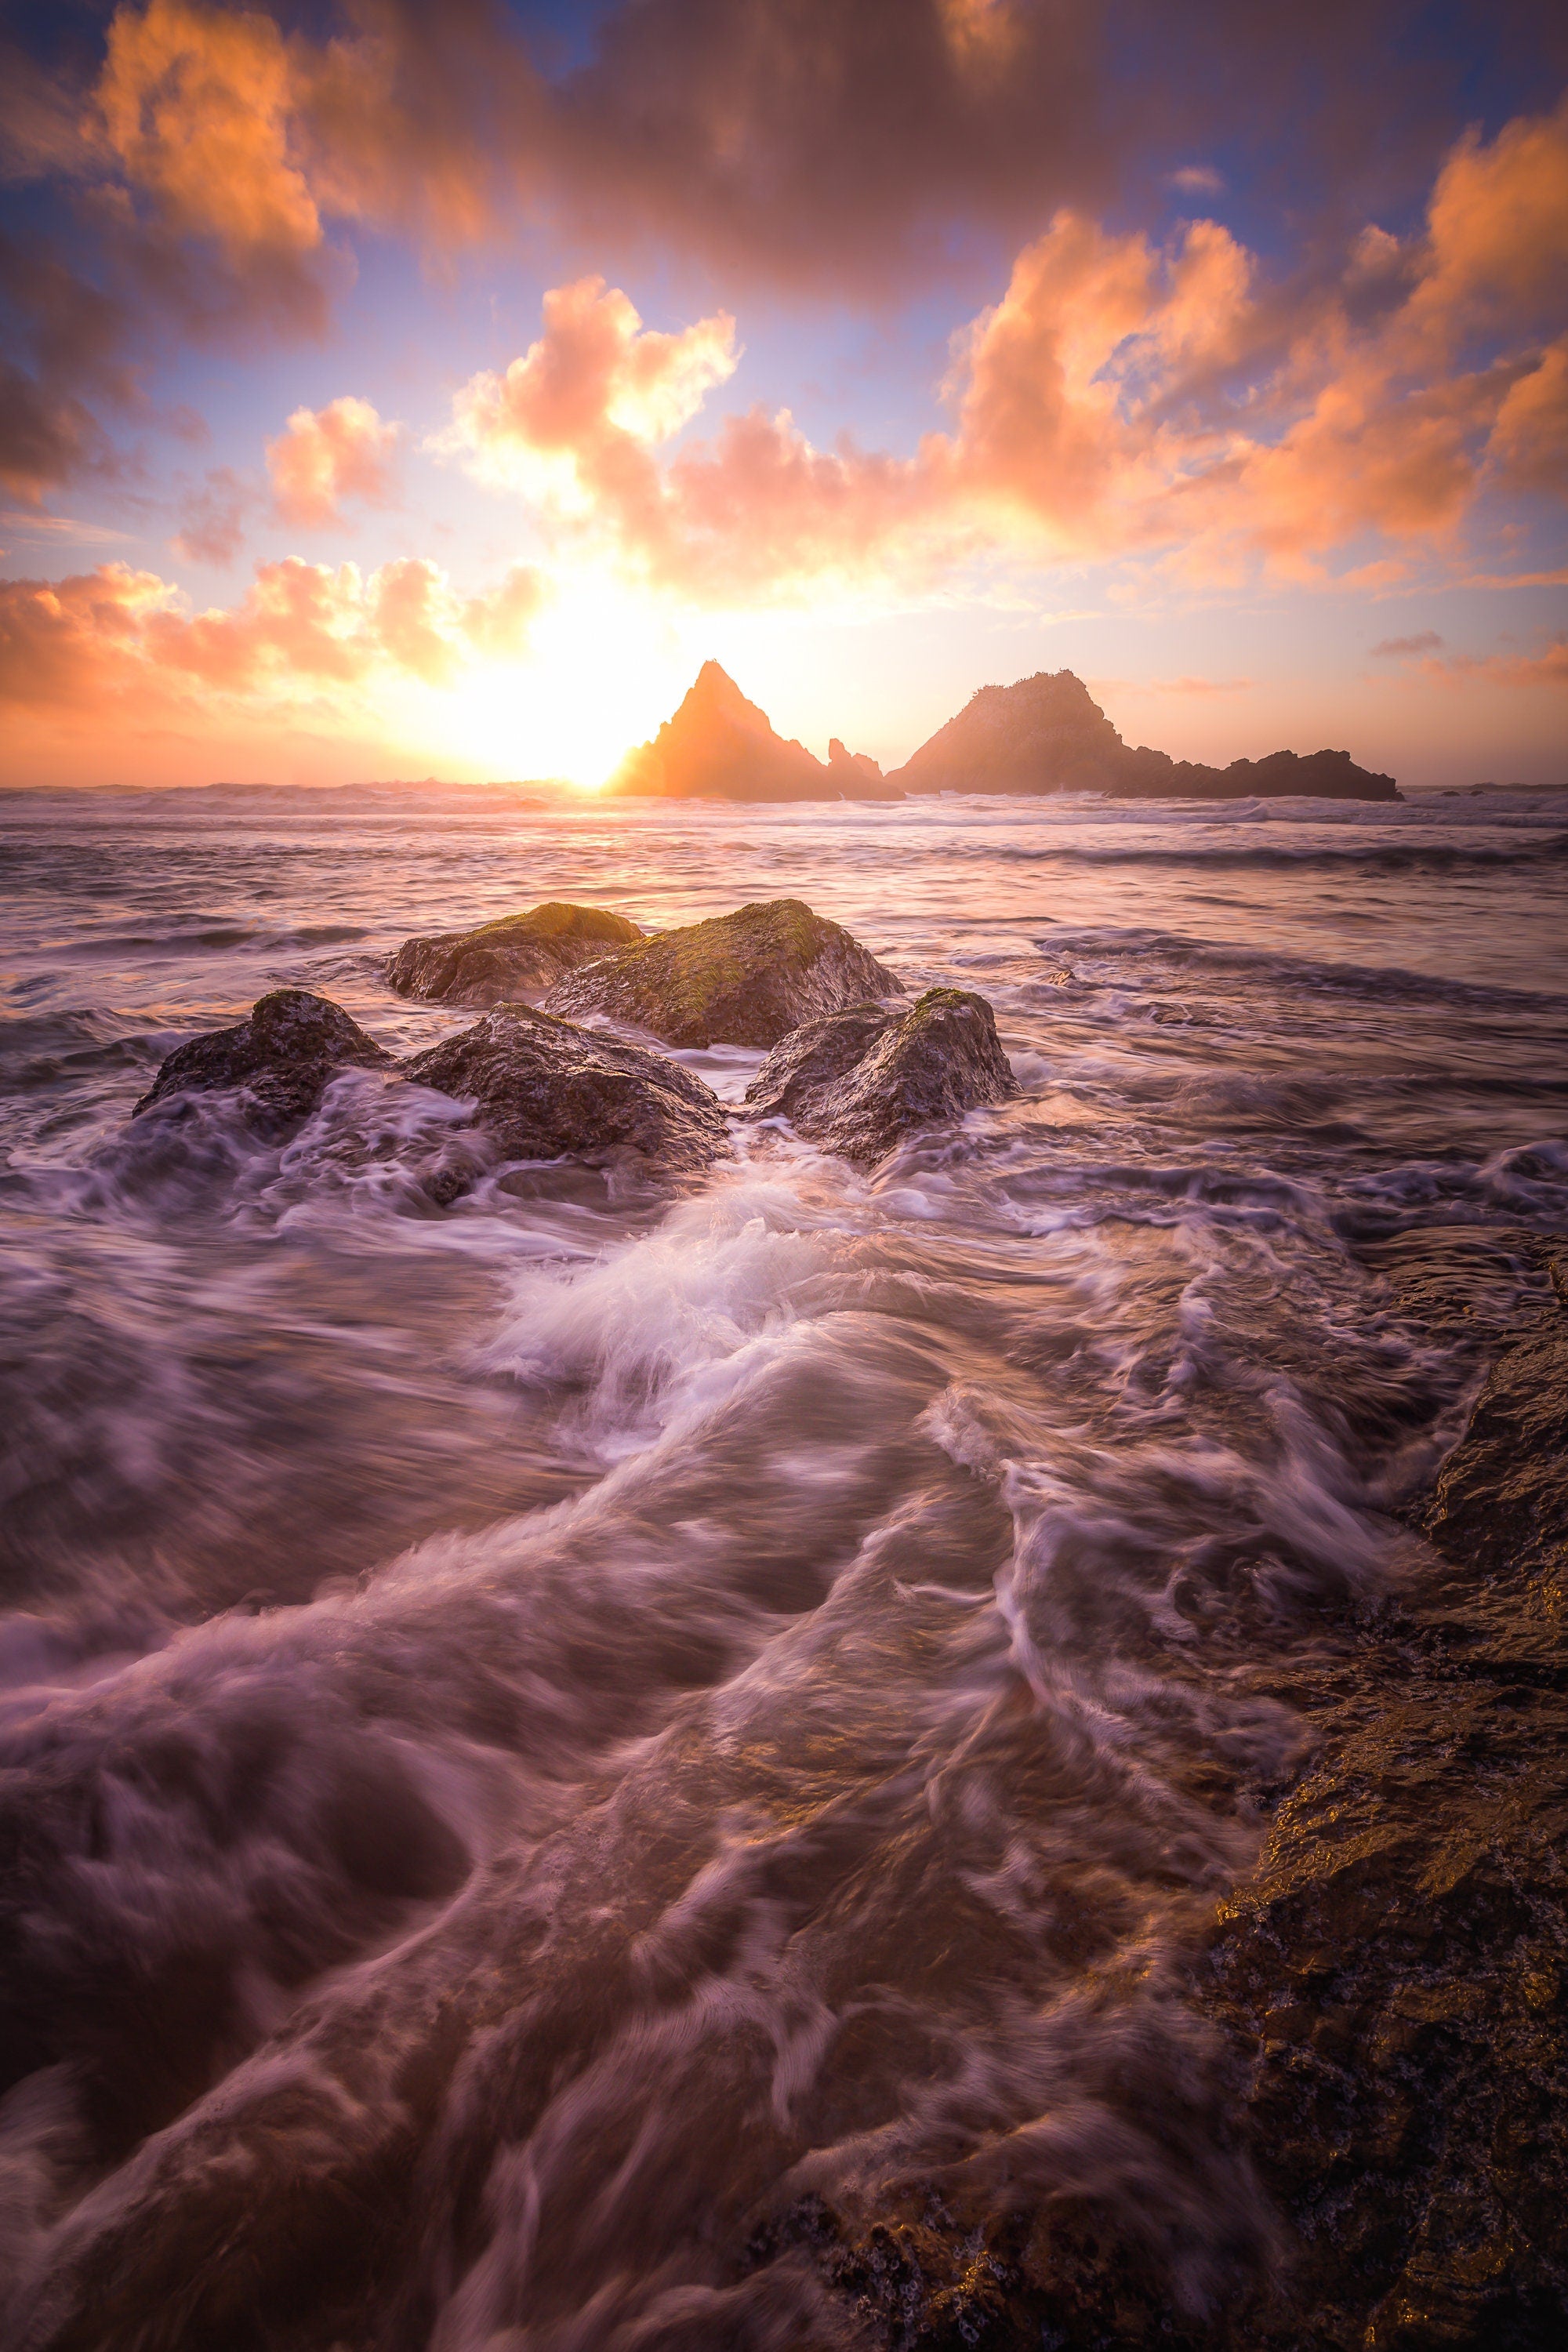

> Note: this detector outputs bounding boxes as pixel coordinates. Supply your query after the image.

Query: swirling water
[1,782,1566,2348]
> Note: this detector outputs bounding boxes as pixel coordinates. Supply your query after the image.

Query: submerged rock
[743,986,1019,1162]
[541,898,901,1049]
[132,989,394,1137]
[401,1004,730,1178]
[387,902,643,1007]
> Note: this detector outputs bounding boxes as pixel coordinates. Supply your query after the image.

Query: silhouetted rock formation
[543,898,902,1048]
[827,737,885,788]
[892,671,1400,800]
[133,989,394,1137]
[608,662,896,801]
[744,987,1018,1162]
[403,1007,729,1181]
[388,902,642,1007]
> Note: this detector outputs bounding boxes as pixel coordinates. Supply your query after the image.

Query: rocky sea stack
[891,671,1401,801]
[388,902,643,1007]
[132,988,394,1136]
[542,897,902,1048]
[745,987,1020,1162]
[607,662,897,802]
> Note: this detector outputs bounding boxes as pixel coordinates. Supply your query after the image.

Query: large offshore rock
[743,986,1019,1163]
[132,989,394,1138]
[401,1005,730,1175]
[608,661,898,802]
[891,670,1401,801]
[387,902,643,1007]
[541,898,901,1050]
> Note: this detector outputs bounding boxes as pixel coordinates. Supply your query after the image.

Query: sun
[431,576,701,787]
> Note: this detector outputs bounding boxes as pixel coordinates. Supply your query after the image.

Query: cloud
[1419,635,1568,688]
[438,277,737,515]
[430,93,1568,602]
[1486,336,1568,493]
[0,555,548,724]
[1170,165,1225,196]
[1372,631,1444,657]
[171,465,254,564]
[95,0,322,262]
[267,397,401,528]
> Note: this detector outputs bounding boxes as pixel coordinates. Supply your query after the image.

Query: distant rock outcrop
[402,1006,729,1181]
[388,902,642,1007]
[133,989,394,1137]
[891,671,1400,801]
[542,898,902,1049]
[744,987,1019,1163]
[608,663,895,802]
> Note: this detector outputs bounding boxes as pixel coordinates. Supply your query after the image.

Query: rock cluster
[745,988,1019,1163]
[388,902,642,1007]
[542,898,902,1049]
[132,989,394,1137]
[132,905,1020,1185]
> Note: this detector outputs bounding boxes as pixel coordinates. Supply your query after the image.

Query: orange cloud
[267,395,401,528]
[1420,635,1568,688]
[95,0,320,260]
[1486,338,1568,494]
[0,554,546,720]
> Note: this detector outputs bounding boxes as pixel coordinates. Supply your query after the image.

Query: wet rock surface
[402,1004,730,1181]
[744,986,1020,1163]
[387,902,643,1007]
[542,897,901,1048]
[132,989,394,1138]
[740,1236,1568,2350]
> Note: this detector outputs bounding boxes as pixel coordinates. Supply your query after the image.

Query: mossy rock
[540,898,901,1048]
[388,902,643,1007]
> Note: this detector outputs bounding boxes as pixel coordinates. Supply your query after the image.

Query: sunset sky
[2,0,1565,790]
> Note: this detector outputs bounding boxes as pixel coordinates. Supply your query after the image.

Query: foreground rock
[542,898,901,1049]
[607,661,898,801]
[744,986,1019,1162]
[132,989,394,1136]
[892,670,1401,801]
[739,1241,1568,2350]
[403,1006,729,1178]
[387,902,643,1007]
[1199,1243,1568,2352]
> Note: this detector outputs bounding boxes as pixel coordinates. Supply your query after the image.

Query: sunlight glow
[419,575,705,786]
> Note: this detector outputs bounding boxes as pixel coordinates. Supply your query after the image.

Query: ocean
[2,782,1566,2348]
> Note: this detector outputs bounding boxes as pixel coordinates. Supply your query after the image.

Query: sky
[1,0,1565,792]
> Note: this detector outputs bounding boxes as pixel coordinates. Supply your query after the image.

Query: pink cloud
[267,396,401,529]
[432,96,1567,601]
